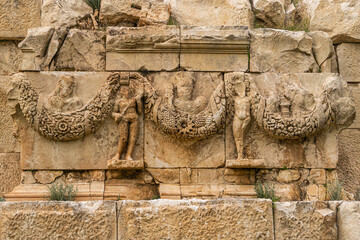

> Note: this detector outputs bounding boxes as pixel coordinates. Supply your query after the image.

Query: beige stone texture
[226,159,266,168]
[148,169,180,184]
[118,198,274,239]
[107,159,144,170]
[100,0,170,26]
[249,29,318,73]
[104,183,159,200]
[55,30,106,71]
[180,26,249,72]
[275,184,301,201]
[337,43,360,83]
[144,72,225,168]
[226,73,352,168]
[89,170,105,181]
[0,153,20,196]
[253,0,286,28]
[309,0,360,44]
[0,0,41,40]
[0,76,19,153]
[347,84,360,128]
[0,201,116,239]
[43,29,67,70]
[276,169,300,183]
[307,31,334,69]
[338,201,360,240]
[224,169,255,185]
[274,201,337,239]
[165,0,254,26]
[159,183,181,199]
[0,41,22,75]
[338,129,360,194]
[41,0,92,29]
[106,26,180,71]
[309,169,326,185]
[9,72,144,170]
[20,171,36,185]
[33,170,63,184]
[306,184,326,201]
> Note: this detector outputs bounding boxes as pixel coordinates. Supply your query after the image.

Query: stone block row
[0,199,359,239]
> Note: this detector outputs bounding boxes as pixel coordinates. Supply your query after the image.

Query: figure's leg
[238,117,251,160]
[114,121,128,160]
[125,119,139,160]
[233,117,243,159]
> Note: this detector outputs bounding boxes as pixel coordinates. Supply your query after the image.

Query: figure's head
[56,76,75,98]
[174,72,195,100]
[233,78,249,97]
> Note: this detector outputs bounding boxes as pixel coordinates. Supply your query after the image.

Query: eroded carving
[144,72,226,140]
[11,73,122,141]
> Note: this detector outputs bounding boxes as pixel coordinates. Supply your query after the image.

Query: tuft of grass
[326,179,343,201]
[117,195,122,201]
[83,0,101,12]
[46,182,77,201]
[355,189,360,201]
[255,181,280,202]
[167,14,178,26]
[0,195,5,202]
[283,18,310,32]
[151,195,160,200]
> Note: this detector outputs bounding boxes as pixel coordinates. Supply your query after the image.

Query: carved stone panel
[144,72,225,168]
[8,72,144,170]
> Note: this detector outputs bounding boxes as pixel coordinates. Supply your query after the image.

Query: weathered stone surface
[100,0,170,27]
[55,30,106,71]
[180,26,249,72]
[0,0,41,40]
[307,31,334,70]
[21,171,36,185]
[274,201,337,239]
[306,184,326,201]
[253,0,286,28]
[104,183,159,200]
[277,170,300,183]
[118,199,274,239]
[148,169,180,184]
[165,0,254,26]
[0,201,117,239]
[338,201,360,240]
[338,129,360,194]
[106,26,180,71]
[250,29,318,73]
[107,159,144,170]
[33,170,63,184]
[309,0,360,44]
[309,169,326,185]
[0,41,22,75]
[337,43,360,83]
[41,0,92,29]
[18,27,54,71]
[223,169,255,185]
[0,153,20,196]
[144,72,225,168]
[275,184,301,201]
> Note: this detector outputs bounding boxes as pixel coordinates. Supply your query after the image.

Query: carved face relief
[57,76,75,98]
[175,74,194,101]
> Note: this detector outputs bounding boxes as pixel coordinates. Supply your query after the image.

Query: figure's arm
[135,94,143,115]
[112,102,121,122]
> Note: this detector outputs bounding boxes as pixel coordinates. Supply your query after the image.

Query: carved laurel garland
[144,78,227,140]
[14,73,121,141]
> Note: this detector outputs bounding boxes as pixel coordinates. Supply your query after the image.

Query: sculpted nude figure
[233,80,251,160]
[112,86,142,161]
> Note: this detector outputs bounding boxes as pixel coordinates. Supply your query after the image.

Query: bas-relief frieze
[9,71,355,170]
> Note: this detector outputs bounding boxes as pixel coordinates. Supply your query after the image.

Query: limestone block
[106,26,180,71]
[253,0,286,28]
[118,199,274,239]
[20,171,36,185]
[43,29,67,70]
[338,129,360,194]
[274,201,337,239]
[276,170,300,183]
[180,26,250,72]
[0,153,20,196]
[337,43,360,83]
[338,201,360,240]
[0,0,41,40]
[0,201,117,239]
[309,169,326,185]
[165,0,254,26]
[0,41,22,75]
[225,73,353,168]
[33,170,63,184]
[9,72,144,170]
[224,169,256,185]
[307,31,334,69]
[104,183,158,200]
[309,0,360,44]
[0,76,19,153]
[107,159,144,170]
[249,28,318,73]
[41,0,92,29]
[89,170,105,181]
[159,184,181,199]
[55,30,106,71]
[100,0,170,27]
[147,169,180,184]
[347,84,360,128]
[18,27,54,71]
[275,184,301,201]
[144,72,225,168]
[306,184,326,201]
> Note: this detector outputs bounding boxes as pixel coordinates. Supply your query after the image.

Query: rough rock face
[337,43,360,83]
[33,171,63,184]
[338,202,360,240]
[0,41,22,75]
[274,201,337,239]
[307,31,334,70]
[100,0,170,27]
[55,30,106,71]
[165,0,254,26]
[250,29,318,73]
[41,0,92,29]
[0,153,20,196]
[253,0,286,28]
[308,0,360,44]
[0,201,117,240]
[118,199,274,239]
